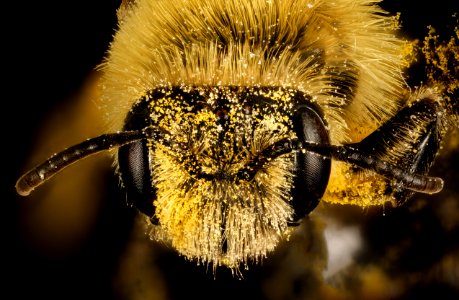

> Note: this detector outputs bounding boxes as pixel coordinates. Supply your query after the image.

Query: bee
[16,0,457,272]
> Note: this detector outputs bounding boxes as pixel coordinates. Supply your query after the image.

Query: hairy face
[130,86,312,268]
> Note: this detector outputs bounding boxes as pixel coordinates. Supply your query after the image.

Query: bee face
[118,86,331,267]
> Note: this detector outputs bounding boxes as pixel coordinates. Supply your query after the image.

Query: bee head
[117,85,331,267]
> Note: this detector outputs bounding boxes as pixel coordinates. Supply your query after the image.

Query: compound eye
[118,140,156,218]
[290,104,331,222]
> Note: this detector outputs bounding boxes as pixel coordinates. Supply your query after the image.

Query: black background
[3,1,459,299]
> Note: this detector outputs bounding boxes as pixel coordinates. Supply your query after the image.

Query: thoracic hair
[100,0,405,144]
[98,0,408,268]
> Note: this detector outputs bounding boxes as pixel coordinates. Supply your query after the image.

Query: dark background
[3,1,459,299]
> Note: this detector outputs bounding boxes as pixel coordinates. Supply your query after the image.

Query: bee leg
[118,140,158,222]
[357,95,445,204]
